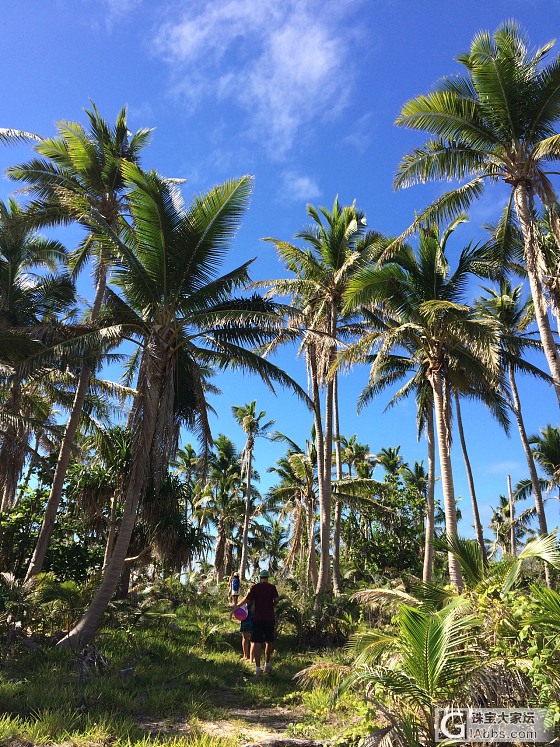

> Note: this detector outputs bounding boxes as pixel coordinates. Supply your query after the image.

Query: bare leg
[264,641,274,664]
[242,632,251,659]
[252,642,262,668]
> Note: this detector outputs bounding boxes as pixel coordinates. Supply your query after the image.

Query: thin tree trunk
[102,492,118,572]
[214,522,226,582]
[454,392,487,563]
[305,495,319,590]
[423,405,436,583]
[238,443,253,580]
[514,184,560,405]
[26,269,108,580]
[316,375,333,595]
[508,364,551,587]
[308,347,328,595]
[331,374,342,596]
[429,368,463,590]
[507,474,516,558]
[508,365,549,536]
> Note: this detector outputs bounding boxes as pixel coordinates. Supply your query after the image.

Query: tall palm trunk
[317,374,334,595]
[423,406,436,583]
[331,374,342,595]
[308,347,328,595]
[305,494,319,589]
[0,379,27,511]
[26,267,108,580]
[214,518,227,582]
[429,367,463,590]
[508,363,551,587]
[507,474,517,557]
[454,392,487,563]
[58,335,166,648]
[514,184,560,406]
[238,440,253,579]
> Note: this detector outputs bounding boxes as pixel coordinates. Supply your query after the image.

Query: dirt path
[138,703,312,745]
[199,705,302,742]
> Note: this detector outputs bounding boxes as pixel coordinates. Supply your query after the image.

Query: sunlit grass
[0,595,360,746]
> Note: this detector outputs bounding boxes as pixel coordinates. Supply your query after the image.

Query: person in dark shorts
[237,569,279,675]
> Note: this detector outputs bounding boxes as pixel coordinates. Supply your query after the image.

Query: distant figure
[229,572,240,604]
[237,569,279,675]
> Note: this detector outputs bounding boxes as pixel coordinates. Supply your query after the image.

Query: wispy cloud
[99,0,144,30]
[153,0,363,157]
[484,460,524,476]
[278,171,321,203]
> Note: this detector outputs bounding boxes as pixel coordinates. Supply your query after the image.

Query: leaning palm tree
[232,401,274,580]
[394,21,560,406]
[58,169,305,646]
[344,221,500,590]
[14,104,153,580]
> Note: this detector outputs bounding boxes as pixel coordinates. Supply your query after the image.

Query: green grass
[0,602,365,747]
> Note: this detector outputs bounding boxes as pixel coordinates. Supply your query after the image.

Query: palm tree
[232,400,274,580]
[58,169,305,647]
[15,104,153,580]
[489,492,535,557]
[0,197,74,511]
[201,434,244,581]
[262,197,372,595]
[476,281,552,540]
[267,431,319,588]
[529,424,560,499]
[253,513,289,575]
[299,600,484,747]
[344,222,500,589]
[394,21,560,406]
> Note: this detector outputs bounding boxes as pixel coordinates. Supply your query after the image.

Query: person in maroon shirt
[236,569,279,675]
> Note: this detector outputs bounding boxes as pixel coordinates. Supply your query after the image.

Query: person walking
[228,572,240,604]
[237,569,279,675]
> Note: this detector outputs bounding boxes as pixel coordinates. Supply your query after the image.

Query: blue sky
[1,0,560,539]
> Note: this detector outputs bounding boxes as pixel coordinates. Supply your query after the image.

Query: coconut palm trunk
[513,189,560,405]
[58,335,166,648]
[331,374,342,595]
[0,380,26,511]
[316,368,334,595]
[454,392,487,563]
[508,363,551,587]
[429,367,463,590]
[26,270,107,580]
[423,405,436,583]
[238,440,253,579]
[304,494,319,589]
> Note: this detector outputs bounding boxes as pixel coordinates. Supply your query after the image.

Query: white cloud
[279,171,321,203]
[484,460,524,476]
[153,0,363,157]
[99,0,144,29]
